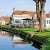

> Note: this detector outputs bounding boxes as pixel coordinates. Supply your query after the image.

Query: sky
[0,0,50,17]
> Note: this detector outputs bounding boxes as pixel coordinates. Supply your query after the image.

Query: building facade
[0,16,10,25]
[45,18,50,28]
[11,8,41,28]
[0,20,6,25]
[11,15,33,27]
[44,12,50,28]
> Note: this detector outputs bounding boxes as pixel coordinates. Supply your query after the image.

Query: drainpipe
[32,17,34,28]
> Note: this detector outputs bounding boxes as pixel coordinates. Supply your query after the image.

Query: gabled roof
[13,10,36,17]
[4,16,10,22]
[0,16,10,22]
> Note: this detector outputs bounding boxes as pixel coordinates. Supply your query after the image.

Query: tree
[33,0,46,32]
[40,0,46,31]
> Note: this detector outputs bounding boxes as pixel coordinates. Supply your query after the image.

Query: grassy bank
[1,25,50,50]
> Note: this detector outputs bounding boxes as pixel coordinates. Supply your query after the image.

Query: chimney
[49,11,50,15]
[13,8,15,14]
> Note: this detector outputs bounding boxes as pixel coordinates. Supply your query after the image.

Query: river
[0,31,38,50]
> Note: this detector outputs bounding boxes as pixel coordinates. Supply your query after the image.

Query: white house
[45,18,50,28]
[11,15,33,27]
[0,20,6,25]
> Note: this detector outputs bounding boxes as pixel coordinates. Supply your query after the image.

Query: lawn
[2,25,11,29]
[13,27,38,32]
[12,27,50,38]
[40,39,50,50]
[2,25,50,37]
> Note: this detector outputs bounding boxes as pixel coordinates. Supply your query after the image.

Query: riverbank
[0,25,50,50]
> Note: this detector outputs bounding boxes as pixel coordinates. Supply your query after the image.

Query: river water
[0,31,38,50]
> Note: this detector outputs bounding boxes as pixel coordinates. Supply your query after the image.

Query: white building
[11,15,33,27]
[0,20,6,25]
[45,18,50,28]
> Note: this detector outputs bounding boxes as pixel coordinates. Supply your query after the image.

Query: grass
[2,25,11,29]
[14,28,50,38]
[40,39,50,50]
[45,28,50,32]
[13,27,39,32]
[2,25,50,37]
[35,32,50,38]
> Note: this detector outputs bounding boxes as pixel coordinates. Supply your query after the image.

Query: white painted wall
[45,18,50,28]
[13,15,32,19]
[11,15,32,27]
[0,20,6,25]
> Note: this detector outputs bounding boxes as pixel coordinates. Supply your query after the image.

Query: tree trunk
[36,1,42,31]
[33,0,46,32]
[39,1,45,32]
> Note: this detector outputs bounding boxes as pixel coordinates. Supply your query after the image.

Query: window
[0,22,2,25]
[49,20,50,24]
[47,20,48,24]
[15,20,19,23]
[24,20,27,23]
[15,21,19,23]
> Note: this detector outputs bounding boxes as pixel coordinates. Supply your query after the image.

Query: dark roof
[22,18,32,20]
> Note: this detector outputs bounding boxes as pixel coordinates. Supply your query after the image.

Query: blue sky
[0,0,50,16]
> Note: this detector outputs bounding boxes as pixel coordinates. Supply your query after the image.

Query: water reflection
[0,31,38,50]
[0,31,10,36]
